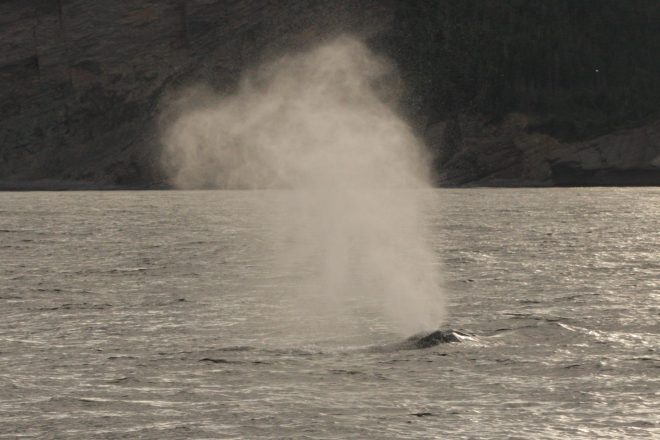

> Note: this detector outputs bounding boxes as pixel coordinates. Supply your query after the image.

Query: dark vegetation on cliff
[382,0,660,141]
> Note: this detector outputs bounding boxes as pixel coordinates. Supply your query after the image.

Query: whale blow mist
[161,36,445,335]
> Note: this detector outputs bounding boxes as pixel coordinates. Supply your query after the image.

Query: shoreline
[0,180,172,192]
[1,180,658,192]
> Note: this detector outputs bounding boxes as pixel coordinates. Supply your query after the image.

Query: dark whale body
[401,330,474,349]
[367,329,475,352]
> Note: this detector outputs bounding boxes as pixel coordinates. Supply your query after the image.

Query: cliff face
[0,0,391,187]
[1,1,659,188]
[389,0,660,186]
[426,115,660,186]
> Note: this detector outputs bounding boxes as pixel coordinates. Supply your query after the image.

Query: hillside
[1,0,659,188]
[0,0,391,188]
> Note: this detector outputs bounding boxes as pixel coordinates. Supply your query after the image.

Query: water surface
[1,189,658,439]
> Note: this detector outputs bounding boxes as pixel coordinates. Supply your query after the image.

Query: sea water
[0,188,658,439]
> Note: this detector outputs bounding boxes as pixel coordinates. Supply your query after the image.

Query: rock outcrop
[427,115,660,186]
[0,0,391,188]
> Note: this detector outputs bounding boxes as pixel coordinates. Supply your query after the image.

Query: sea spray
[161,36,445,335]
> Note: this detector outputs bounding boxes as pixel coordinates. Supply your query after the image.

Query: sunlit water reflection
[1,188,658,439]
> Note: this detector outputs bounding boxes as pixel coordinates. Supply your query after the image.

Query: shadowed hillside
[385,1,660,140]
[384,0,660,185]
[1,0,659,188]
[0,0,391,188]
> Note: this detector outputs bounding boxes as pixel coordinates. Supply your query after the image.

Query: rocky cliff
[426,114,660,186]
[0,0,391,188]
[1,1,659,188]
